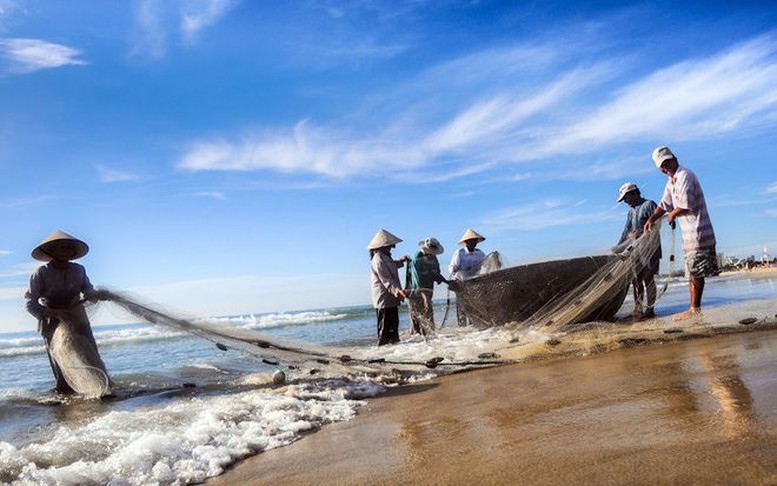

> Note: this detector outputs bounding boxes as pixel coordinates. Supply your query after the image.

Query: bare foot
[672,308,701,321]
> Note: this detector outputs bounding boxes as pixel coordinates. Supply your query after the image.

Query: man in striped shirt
[644,146,719,321]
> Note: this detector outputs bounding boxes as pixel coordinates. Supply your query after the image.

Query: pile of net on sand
[509,220,666,332]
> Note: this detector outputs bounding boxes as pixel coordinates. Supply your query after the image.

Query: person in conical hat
[367,228,403,250]
[449,229,487,280]
[457,229,485,245]
[31,229,90,262]
[448,229,487,327]
[25,230,112,396]
[406,237,450,335]
[368,229,409,345]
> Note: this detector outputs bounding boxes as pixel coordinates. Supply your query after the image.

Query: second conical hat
[367,229,403,250]
[458,229,485,245]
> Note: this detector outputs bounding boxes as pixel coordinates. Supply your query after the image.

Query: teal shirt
[408,249,445,290]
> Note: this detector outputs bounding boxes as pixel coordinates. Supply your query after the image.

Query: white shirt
[448,247,486,280]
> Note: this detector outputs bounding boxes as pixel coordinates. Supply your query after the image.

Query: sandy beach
[210,296,777,486]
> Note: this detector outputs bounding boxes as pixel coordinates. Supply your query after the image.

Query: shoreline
[209,296,777,485]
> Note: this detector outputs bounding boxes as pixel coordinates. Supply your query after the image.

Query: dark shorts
[685,247,720,279]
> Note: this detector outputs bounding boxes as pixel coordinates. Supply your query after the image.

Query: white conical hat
[458,229,485,245]
[367,229,402,250]
[32,230,89,262]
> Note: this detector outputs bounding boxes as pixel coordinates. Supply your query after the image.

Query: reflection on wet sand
[209,330,777,486]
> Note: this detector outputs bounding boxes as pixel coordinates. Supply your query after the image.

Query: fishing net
[95,290,358,371]
[79,225,668,381]
[408,251,504,335]
[47,305,112,398]
[451,221,666,333]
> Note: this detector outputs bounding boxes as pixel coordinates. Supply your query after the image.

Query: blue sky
[1,0,777,332]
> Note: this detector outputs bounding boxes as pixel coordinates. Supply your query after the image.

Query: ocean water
[0,273,775,485]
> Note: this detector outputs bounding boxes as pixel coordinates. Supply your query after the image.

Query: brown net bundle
[452,221,664,332]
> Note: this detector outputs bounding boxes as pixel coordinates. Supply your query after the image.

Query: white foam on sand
[0,379,384,486]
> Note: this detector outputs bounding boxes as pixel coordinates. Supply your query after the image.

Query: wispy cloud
[131,0,169,60]
[0,250,12,256]
[0,38,86,74]
[191,191,226,199]
[0,262,39,279]
[479,198,621,232]
[178,33,777,182]
[542,36,777,156]
[132,0,237,59]
[96,164,142,183]
[0,0,18,17]
[181,0,236,45]
[0,194,57,209]
[0,286,25,301]
[767,209,777,217]
[767,181,777,193]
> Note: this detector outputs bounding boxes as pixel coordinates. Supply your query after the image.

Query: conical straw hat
[458,229,485,245]
[32,230,90,262]
[367,229,402,250]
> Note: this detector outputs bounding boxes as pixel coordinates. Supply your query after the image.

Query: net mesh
[450,220,665,333]
[79,224,667,378]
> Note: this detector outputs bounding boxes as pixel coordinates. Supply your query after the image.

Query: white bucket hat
[32,230,89,262]
[419,237,444,255]
[367,229,402,250]
[616,182,639,202]
[458,229,485,245]
[652,145,676,168]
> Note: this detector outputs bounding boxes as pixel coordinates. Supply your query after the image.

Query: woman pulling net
[25,230,112,399]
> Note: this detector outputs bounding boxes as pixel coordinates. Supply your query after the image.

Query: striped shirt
[659,165,716,253]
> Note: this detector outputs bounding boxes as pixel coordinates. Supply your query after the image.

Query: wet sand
[211,311,777,485]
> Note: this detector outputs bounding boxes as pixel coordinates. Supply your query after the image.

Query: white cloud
[96,165,141,183]
[132,0,237,59]
[178,34,777,182]
[131,0,168,60]
[1,194,56,209]
[0,38,86,74]
[479,198,621,232]
[0,0,19,23]
[542,156,654,182]
[544,36,777,154]
[0,285,25,301]
[767,182,777,193]
[181,0,236,45]
[0,250,12,256]
[0,262,39,279]
[178,120,425,178]
[767,209,777,217]
[191,191,226,199]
